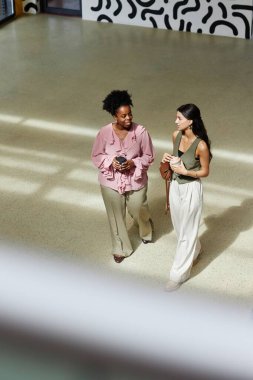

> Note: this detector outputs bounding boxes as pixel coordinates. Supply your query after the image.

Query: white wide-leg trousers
[101,185,152,256]
[169,179,203,283]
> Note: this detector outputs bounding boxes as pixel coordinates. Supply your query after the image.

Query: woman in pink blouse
[91,90,155,263]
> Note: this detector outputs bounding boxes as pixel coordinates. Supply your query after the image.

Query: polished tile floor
[0,14,253,305]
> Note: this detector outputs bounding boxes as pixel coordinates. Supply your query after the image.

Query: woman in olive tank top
[162,104,212,291]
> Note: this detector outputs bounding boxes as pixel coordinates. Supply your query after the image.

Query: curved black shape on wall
[232,5,253,11]
[232,11,251,39]
[182,0,200,15]
[173,0,189,20]
[218,2,227,19]
[186,21,192,32]
[164,14,172,30]
[97,14,113,22]
[179,19,185,31]
[91,0,103,12]
[210,20,238,36]
[114,0,122,16]
[127,0,137,18]
[24,2,38,12]
[141,7,164,21]
[202,6,213,24]
[149,17,158,28]
[136,0,156,7]
[106,0,111,10]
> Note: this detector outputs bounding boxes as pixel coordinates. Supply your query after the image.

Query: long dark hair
[177,103,212,160]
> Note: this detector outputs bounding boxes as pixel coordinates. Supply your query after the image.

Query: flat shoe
[142,239,152,244]
[165,280,181,292]
[113,255,125,263]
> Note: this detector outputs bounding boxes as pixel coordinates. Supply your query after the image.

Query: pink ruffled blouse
[91,122,155,194]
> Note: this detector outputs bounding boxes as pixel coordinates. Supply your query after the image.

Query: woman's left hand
[120,159,135,171]
[171,161,188,176]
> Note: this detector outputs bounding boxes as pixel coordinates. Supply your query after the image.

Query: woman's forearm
[185,168,209,178]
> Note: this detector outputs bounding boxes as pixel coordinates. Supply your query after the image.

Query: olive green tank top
[172,131,201,184]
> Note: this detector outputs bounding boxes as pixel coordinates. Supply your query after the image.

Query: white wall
[82,0,253,39]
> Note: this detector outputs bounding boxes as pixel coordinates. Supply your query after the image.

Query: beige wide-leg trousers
[169,179,203,283]
[101,185,152,256]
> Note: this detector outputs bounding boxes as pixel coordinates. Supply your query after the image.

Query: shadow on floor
[149,196,173,241]
[192,197,253,277]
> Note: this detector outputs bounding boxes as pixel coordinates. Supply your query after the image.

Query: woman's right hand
[112,158,122,171]
[162,153,173,163]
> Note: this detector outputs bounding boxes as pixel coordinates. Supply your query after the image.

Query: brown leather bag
[159,161,172,181]
[159,162,172,213]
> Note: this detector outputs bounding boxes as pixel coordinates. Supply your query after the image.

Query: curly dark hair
[177,103,212,160]
[102,90,133,116]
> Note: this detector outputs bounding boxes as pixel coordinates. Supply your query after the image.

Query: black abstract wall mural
[84,0,253,39]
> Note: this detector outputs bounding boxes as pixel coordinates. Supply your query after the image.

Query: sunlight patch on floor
[212,148,253,165]
[153,139,173,151]
[23,118,98,138]
[0,155,60,174]
[0,113,23,124]
[0,175,41,194]
[0,144,78,163]
[1,112,253,165]
[66,168,97,184]
[204,192,244,208]
[44,187,104,210]
[203,182,253,198]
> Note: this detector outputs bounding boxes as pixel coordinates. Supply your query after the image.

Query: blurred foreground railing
[0,243,252,380]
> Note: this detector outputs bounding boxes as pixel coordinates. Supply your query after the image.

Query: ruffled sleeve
[131,127,155,179]
[91,126,115,180]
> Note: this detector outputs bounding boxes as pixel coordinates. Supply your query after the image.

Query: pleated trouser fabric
[101,185,152,256]
[169,179,203,283]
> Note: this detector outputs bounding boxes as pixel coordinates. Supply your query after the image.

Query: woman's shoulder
[101,122,113,130]
[196,139,209,156]
[197,139,208,150]
[132,122,145,131]
[98,123,113,135]
[132,122,148,136]
[94,123,113,142]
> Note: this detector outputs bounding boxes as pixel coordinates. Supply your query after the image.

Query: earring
[188,125,192,130]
